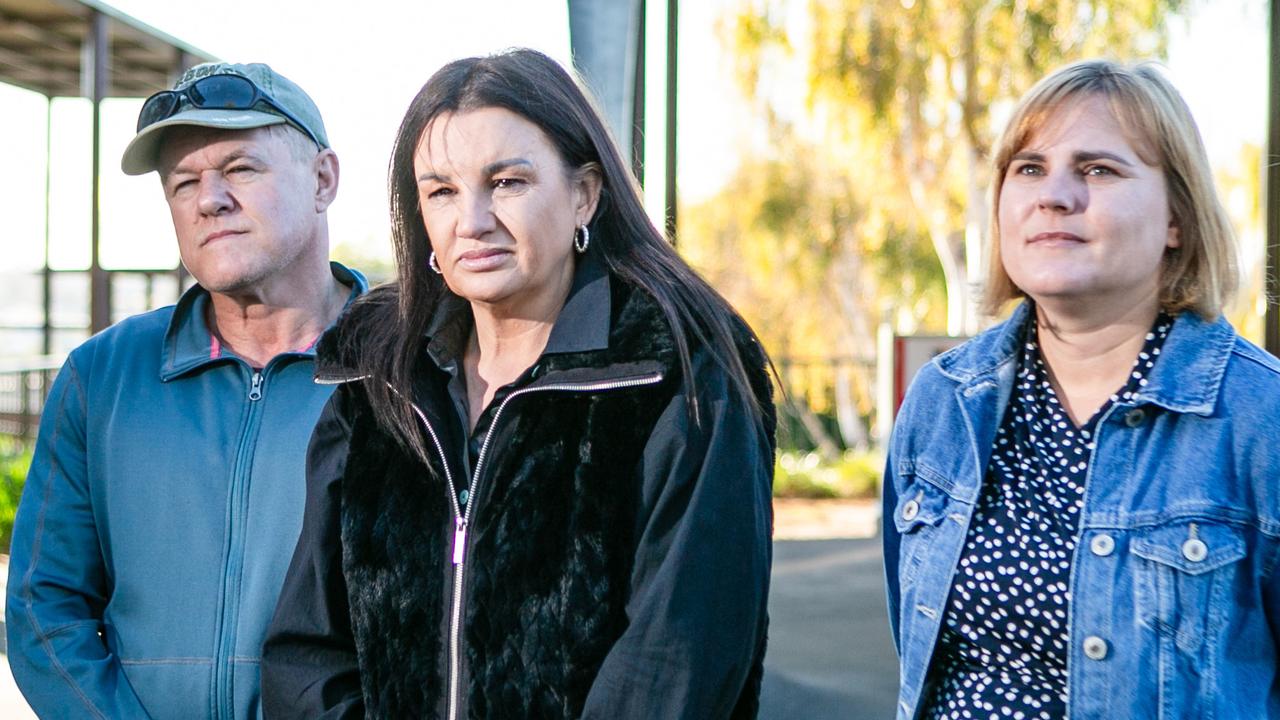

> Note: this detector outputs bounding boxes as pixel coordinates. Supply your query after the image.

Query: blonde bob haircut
[983,59,1238,319]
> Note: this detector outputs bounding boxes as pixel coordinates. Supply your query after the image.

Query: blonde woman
[883,59,1280,719]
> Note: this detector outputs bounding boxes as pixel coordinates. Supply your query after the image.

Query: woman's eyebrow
[1010,149,1135,166]
[417,158,533,184]
[1073,150,1134,166]
[483,158,533,175]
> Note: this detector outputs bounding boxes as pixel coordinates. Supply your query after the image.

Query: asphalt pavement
[760,538,899,719]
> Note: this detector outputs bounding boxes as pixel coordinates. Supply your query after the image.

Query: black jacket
[261,266,776,719]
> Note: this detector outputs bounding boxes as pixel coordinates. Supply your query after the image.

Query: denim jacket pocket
[1130,520,1246,654]
[893,463,956,588]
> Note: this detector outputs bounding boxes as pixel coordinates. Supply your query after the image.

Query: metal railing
[773,354,878,454]
[0,353,881,450]
[0,357,62,441]
[0,267,188,357]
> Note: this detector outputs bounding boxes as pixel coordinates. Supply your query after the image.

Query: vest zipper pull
[248,371,263,401]
[452,519,467,565]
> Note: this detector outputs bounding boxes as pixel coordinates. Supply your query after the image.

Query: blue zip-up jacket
[6,262,366,720]
[883,302,1280,720]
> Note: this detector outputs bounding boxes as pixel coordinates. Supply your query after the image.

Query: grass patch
[774,450,882,499]
[0,438,32,552]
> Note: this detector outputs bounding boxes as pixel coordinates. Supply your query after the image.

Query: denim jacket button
[1090,534,1115,557]
[1083,636,1109,660]
[1182,537,1208,563]
[902,500,920,521]
[1123,408,1146,427]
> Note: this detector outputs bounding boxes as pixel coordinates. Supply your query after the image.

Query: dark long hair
[357,48,768,464]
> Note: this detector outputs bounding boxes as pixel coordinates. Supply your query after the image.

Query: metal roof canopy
[0,0,213,97]
[0,0,215,341]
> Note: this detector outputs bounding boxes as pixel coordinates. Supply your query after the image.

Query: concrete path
[760,538,899,719]
[0,538,900,719]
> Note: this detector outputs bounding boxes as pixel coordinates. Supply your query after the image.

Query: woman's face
[997,95,1179,315]
[413,107,599,316]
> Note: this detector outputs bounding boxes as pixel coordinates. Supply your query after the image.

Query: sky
[0,0,1268,275]
[0,0,580,272]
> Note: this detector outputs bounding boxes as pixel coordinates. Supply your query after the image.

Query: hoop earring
[429,251,442,274]
[574,225,590,254]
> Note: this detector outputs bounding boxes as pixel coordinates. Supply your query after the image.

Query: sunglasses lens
[137,92,179,132]
[189,75,258,109]
[134,72,320,150]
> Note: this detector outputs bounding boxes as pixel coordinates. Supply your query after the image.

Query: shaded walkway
[760,538,898,719]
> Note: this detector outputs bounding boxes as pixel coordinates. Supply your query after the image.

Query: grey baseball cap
[121,62,330,175]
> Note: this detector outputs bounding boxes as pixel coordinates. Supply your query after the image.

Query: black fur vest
[314,278,769,719]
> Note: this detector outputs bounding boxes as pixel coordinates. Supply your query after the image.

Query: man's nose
[196,172,235,216]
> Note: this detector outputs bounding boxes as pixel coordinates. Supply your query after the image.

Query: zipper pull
[248,372,264,401]
[452,518,467,565]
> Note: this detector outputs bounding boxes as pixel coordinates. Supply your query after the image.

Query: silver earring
[574,225,590,254]
[429,251,442,274]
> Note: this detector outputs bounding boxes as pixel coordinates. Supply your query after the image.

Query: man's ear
[573,163,603,226]
[314,149,340,212]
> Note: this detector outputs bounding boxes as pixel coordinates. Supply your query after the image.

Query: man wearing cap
[6,63,366,720]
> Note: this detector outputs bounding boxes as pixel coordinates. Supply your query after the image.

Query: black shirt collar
[423,251,612,370]
[543,249,611,355]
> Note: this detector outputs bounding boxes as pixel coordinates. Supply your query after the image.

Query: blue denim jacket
[883,302,1280,720]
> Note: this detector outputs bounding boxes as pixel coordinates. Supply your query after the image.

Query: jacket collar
[543,251,611,355]
[1130,309,1234,415]
[160,261,368,381]
[422,251,612,371]
[934,300,1235,417]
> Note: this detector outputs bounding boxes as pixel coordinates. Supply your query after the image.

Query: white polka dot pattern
[921,313,1171,720]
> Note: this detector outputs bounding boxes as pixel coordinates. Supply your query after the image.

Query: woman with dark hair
[261,49,775,719]
[883,58,1280,719]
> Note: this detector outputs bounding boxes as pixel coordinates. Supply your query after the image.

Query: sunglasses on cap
[136,73,321,148]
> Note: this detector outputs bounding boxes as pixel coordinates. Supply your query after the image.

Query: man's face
[157,126,322,295]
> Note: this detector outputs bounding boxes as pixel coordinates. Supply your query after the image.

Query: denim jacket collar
[933,301,1234,418]
[1130,310,1233,415]
[160,261,368,380]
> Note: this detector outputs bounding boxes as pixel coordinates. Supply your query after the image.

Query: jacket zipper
[211,368,266,720]
[402,372,665,720]
[315,373,370,385]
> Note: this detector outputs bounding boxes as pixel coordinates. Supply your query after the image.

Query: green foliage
[689,0,1185,451]
[773,450,882,499]
[331,241,396,285]
[682,134,946,437]
[0,438,31,552]
[715,0,1185,339]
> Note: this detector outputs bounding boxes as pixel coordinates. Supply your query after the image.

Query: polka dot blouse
[921,312,1172,720]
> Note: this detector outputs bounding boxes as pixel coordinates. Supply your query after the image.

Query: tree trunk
[834,367,869,451]
[787,397,843,460]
